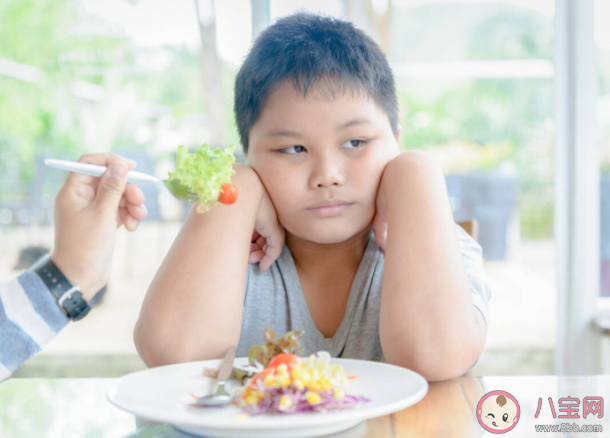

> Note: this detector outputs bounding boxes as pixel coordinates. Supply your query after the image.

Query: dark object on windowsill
[446,173,517,261]
[14,246,51,270]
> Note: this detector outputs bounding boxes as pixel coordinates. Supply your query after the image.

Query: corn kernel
[290,368,299,379]
[276,374,291,387]
[278,395,293,410]
[308,381,321,392]
[263,375,280,388]
[333,388,345,399]
[244,389,263,405]
[320,377,333,391]
[306,391,321,405]
[293,380,305,390]
[276,363,288,374]
[306,354,316,367]
[245,395,259,405]
[300,371,312,384]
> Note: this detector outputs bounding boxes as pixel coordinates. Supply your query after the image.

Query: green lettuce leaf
[167,144,236,212]
[247,327,305,368]
[225,328,305,382]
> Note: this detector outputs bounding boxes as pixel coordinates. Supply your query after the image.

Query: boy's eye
[278,145,306,154]
[342,139,367,149]
[486,413,495,418]
[278,140,367,154]
[502,413,509,422]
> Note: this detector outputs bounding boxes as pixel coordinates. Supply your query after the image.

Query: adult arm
[0,154,146,381]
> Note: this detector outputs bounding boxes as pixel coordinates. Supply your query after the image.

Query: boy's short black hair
[234,11,398,153]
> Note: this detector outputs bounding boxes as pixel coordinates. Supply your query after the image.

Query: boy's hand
[248,184,285,272]
[373,165,390,252]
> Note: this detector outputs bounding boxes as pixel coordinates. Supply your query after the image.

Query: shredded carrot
[347,375,358,380]
[190,393,199,399]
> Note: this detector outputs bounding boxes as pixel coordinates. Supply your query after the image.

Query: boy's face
[246,80,400,244]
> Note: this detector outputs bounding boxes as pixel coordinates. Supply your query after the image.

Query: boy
[134,12,491,381]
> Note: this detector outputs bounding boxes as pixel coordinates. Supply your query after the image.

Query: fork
[44,158,198,202]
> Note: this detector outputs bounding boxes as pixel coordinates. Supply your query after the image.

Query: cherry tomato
[266,353,304,372]
[248,368,272,386]
[218,183,238,204]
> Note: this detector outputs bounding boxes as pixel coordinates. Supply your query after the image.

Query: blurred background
[1,0,608,377]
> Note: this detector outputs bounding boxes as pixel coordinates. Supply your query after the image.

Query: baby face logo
[477,390,520,433]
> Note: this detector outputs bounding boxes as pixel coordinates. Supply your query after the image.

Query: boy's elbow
[133,318,237,368]
[133,319,189,368]
[388,354,479,382]
[415,360,476,382]
[134,320,161,367]
[385,337,485,382]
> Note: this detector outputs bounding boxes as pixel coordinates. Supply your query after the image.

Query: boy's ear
[395,124,402,143]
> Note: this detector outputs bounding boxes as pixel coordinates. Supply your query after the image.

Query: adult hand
[50,153,148,301]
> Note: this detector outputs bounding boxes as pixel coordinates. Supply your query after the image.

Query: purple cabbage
[239,378,370,416]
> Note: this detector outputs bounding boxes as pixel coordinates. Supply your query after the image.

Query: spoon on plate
[191,346,237,407]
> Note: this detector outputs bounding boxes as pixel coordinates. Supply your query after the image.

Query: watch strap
[29,255,91,321]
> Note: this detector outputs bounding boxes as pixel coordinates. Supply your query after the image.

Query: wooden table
[1,375,608,437]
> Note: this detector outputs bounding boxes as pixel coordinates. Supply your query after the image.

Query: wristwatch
[29,255,91,321]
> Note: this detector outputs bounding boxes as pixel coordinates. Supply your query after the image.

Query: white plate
[107,357,428,438]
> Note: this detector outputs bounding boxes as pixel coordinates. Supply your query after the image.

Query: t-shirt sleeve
[454,222,492,329]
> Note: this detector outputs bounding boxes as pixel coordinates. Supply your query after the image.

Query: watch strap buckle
[58,286,82,308]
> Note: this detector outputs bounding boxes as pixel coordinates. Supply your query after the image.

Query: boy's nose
[310,154,345,188]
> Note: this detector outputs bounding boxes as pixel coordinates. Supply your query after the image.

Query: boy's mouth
[492,421,498,427]
[306,198,351,209]
[306,203,352,217]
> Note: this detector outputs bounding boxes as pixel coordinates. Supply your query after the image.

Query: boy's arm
[134,164,263,367]
[378,151,487,382]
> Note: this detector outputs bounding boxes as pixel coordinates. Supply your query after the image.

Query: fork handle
[45,159,162,185]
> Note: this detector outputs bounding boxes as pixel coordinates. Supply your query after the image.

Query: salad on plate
[195,328,370,416]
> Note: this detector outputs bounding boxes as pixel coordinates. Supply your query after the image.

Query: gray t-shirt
[236,222,491,363]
